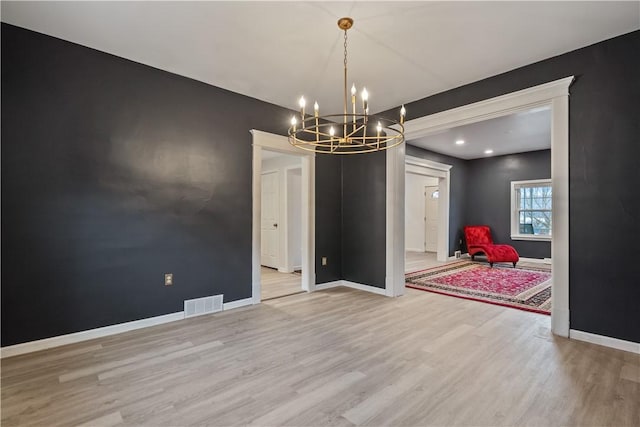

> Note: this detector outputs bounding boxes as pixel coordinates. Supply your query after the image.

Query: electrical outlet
[454,250,462,259]
[164,273,173,286]
[322,257,327,266]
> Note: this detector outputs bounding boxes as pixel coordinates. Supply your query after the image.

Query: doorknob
[273,223,278,228]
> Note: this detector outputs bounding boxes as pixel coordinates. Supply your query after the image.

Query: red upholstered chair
[463,225,519,268]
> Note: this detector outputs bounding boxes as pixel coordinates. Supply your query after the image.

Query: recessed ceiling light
[484,149,494,154]
[455,139,465,145]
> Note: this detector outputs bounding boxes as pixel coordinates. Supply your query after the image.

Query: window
[511,179,552,241]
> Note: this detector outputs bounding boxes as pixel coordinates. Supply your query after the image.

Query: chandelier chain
[343,30,348,68]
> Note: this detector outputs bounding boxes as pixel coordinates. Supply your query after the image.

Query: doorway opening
[404,156,452,273]
[260,150,304,300]
[405,106,553,315]
[389,76,573,336]
[251,130,316,305]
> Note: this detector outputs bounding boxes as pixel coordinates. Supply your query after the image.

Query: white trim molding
[223,298,254,311]
[1,311,185,359]
[1,296,259,359]
[314,281,342,291]
[396,76,574,337]
[283,165,303,274]
[251,130,316,304]
[519,257,552,264]
[386,143,406,297]
[403,77,575,141]
[342,280,388,296]
[315,280,387,296]
[570,330,640,354]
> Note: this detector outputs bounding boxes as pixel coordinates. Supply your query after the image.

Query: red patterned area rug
[405,260,552,314]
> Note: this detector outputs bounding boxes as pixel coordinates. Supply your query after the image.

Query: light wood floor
[405,250,442,273]
[2,285,638,426]
[261,266,303,300]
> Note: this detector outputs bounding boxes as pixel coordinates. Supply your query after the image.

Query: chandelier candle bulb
[330,126,336,151]
[400,105,406,125]
[291,116,297,132]
[351,84,357,132]
[314,101,319,142]
[299,96,306,129]
[361,88,369,123]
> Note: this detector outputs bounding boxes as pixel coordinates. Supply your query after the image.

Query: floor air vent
[184,295,223,318]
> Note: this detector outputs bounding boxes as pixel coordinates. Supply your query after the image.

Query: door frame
[282,165,303,273]
[387,76,574,337]
[251,130,315,304]
[424,184,440,253]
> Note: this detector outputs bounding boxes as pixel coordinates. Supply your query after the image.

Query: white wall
[262,152,302,272]
[288,169,302,270]
[405,172,438,252]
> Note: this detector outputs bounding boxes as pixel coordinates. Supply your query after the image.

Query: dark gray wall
[405,145,468,256]
[341,153,387,288]
[315,155,342,283]
[384,31,640,343]
[0,24,341,346]
[466,150,551,259]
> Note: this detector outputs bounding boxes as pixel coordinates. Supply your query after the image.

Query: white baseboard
[2,295,259,359]
[315,280,342,291]
[1,311,185,359]
[406,247,424,253]
[341,280,387,296]
[519,257,552,264]
[315,280,386,296]
[569,329,640,354]
[223,297,254,311]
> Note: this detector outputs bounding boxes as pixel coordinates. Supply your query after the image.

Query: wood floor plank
[2,283,638,426]
[261,266,302,300]
[58,341,194,383]
[77,410,123,427]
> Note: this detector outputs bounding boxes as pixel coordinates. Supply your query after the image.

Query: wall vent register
[184,295,223,318]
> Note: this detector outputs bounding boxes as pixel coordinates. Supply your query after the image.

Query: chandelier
[288,17,405,155]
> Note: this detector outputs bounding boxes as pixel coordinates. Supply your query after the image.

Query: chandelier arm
[344,124,367,139]
[290,134,402,146]
[301,128,335,139]
[289,135,404,154]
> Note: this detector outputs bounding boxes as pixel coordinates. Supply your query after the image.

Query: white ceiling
[2,1,638,116]
[409,107,551,159]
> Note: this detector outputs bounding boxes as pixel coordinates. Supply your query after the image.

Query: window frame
[510,178,552,241]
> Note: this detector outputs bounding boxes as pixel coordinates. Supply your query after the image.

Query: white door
[261,171,279,268]
[425,185,439,252]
